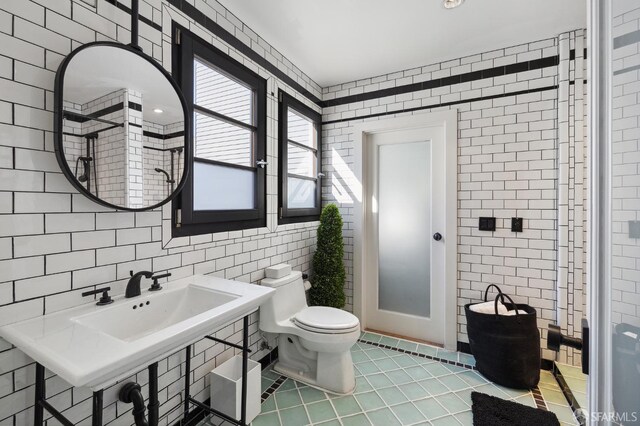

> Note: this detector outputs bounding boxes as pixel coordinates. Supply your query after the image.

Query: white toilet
[259,264,361,395]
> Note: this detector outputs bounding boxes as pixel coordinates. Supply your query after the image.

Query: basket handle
[494,292,521,321]
[484,284,504,302]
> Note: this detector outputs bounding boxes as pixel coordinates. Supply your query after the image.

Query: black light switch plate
[478,217,496,231]
[630,220,640,239]
[512,217,523,232]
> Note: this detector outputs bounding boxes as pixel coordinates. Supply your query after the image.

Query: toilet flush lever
[433,232,443,241]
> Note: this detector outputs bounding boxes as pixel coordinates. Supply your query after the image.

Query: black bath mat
[471,392,560,426]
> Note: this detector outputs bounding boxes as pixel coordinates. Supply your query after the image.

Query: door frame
[351,110,458,350]
[588,0,612,418]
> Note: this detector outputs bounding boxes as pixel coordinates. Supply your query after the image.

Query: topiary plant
[309,204,346,308]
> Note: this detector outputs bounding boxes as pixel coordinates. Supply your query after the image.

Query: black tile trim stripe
[614,29,640,50]
[166,0,323,107]
[143,130,185,140]
[323,55,559,108]
[128,101,142,111]
[531,386,548,411]
[104,0,162,32]
[569,48,588,61]
[457,341,472,354]
[259,347,279,370]
[553,364,586,425]
[63,102,125,123]
[323,85,558,125]
[358,338,477,370]
[261,375,287,402]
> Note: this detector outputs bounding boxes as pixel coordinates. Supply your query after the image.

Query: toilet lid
[293,306,360,331]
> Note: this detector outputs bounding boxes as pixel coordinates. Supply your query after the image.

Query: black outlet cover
[478,217,496,231]
[512,217,523,232]
[630,220,640,239]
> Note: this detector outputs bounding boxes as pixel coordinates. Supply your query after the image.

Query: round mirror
[54,42,190,211]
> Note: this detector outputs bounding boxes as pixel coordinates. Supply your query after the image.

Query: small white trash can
[209,355,261,423]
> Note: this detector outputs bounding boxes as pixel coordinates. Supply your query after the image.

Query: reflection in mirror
[58,43,187,209]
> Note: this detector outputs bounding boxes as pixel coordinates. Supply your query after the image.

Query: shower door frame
[351,110,458,350]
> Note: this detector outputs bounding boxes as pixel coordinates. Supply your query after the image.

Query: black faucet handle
[82,287,113,306]
[149,272,171,291]
[130,270,153,278]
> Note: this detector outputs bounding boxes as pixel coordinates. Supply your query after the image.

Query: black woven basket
[464,285,541,389]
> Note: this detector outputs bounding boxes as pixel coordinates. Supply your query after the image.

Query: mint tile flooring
[555,363,588,411]
[200,332,578,425]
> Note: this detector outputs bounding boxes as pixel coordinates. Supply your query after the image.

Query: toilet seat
[293,306,360,334]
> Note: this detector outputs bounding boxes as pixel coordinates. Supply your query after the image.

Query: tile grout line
[255,340,559,425]
[357,339,475,424]
[552,364,586,425]
[357,338,478,371]
[353,362,418,425]
[359,335,554,420]
[294,383,315,426]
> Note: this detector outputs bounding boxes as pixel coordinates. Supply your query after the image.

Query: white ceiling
[218,0,587,87]
[64,45,184,125]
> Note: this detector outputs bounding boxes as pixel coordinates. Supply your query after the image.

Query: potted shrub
[309,204,346,308]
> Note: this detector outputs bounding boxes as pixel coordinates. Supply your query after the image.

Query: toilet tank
[259,265,307,332]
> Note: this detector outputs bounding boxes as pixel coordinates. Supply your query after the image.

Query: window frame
[172,26,267,237]
[278,90,323,224]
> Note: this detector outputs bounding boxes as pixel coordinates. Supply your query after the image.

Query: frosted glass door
[377,141,431,317]
[366,125,446,344]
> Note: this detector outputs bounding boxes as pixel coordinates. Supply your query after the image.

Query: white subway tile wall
[320,33,587,363]
[0,0,322,424]
[557,30,588,366]
[612,9,640,330]
[0,0,591,423]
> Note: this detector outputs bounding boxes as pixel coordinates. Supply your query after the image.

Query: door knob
[433,232,442,241]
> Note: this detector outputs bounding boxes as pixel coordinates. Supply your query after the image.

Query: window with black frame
[278,90,322,224]
[173,28,267,236]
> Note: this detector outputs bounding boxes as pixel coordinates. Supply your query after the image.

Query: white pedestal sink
[0,274,274,390]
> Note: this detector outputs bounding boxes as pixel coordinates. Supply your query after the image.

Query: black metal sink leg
[34,363,45,426]
[92,390,103,426]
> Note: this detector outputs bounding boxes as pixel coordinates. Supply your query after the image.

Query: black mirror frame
[53,41,191,212]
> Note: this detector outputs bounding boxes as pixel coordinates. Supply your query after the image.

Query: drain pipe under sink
[119,382,148,426]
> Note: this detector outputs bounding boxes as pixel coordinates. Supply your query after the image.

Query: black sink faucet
[126,270,153,298]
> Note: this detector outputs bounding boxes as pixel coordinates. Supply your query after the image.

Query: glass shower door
[590,1,640,423]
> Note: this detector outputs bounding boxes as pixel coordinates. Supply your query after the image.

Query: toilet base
[274,334,356,395]
[274,360,356,395]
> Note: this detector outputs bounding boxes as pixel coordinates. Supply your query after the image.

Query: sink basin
[73,286,238,342]
[0,275,274,390]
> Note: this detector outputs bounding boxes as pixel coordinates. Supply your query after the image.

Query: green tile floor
[555,363,588,412]
[201,332,578,425]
